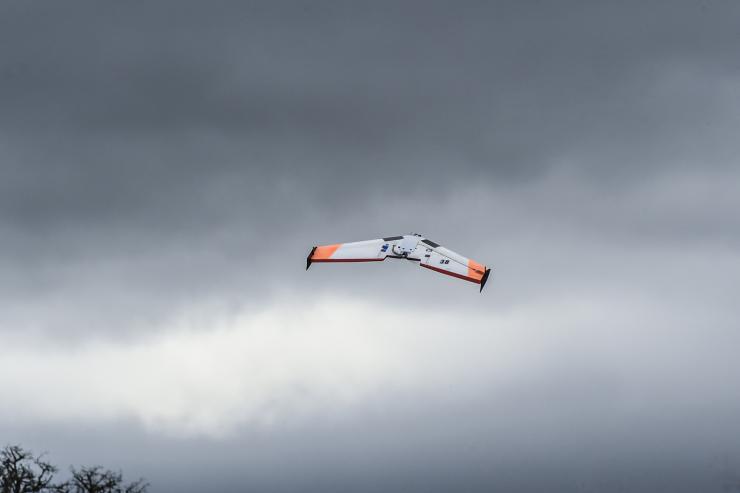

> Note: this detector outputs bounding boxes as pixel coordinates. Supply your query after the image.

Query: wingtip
[306,246,317,270]
[480,268,492,293]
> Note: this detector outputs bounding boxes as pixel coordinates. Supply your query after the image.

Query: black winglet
[306,246,317,270]
[480,268,492,293]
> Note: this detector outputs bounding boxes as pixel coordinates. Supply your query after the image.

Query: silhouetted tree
[1,446,147,493]
[0,445,59,493]
[63,467,147,493]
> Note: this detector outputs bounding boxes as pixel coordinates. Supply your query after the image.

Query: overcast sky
[2,1,740,491]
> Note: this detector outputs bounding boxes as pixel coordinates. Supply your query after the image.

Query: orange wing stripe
[312,243,341,260]
[467,259,486,282]
[422,263,481,284]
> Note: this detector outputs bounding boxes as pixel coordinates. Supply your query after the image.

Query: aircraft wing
[417,239,491,292]
[306,237,390,269]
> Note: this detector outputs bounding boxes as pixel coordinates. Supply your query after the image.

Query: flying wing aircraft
[306,234,492,292]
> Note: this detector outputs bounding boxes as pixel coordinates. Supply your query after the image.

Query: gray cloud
[2,1,740,491]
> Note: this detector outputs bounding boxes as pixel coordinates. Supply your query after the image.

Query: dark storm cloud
[3,0,739,195]
[1,0,737,305]
[2,0,739,238]
[2,1,740,492]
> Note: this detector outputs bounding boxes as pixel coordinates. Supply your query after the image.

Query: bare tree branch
[0,445,60,493]
[1,445,147,493]
[67,466,148,493]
